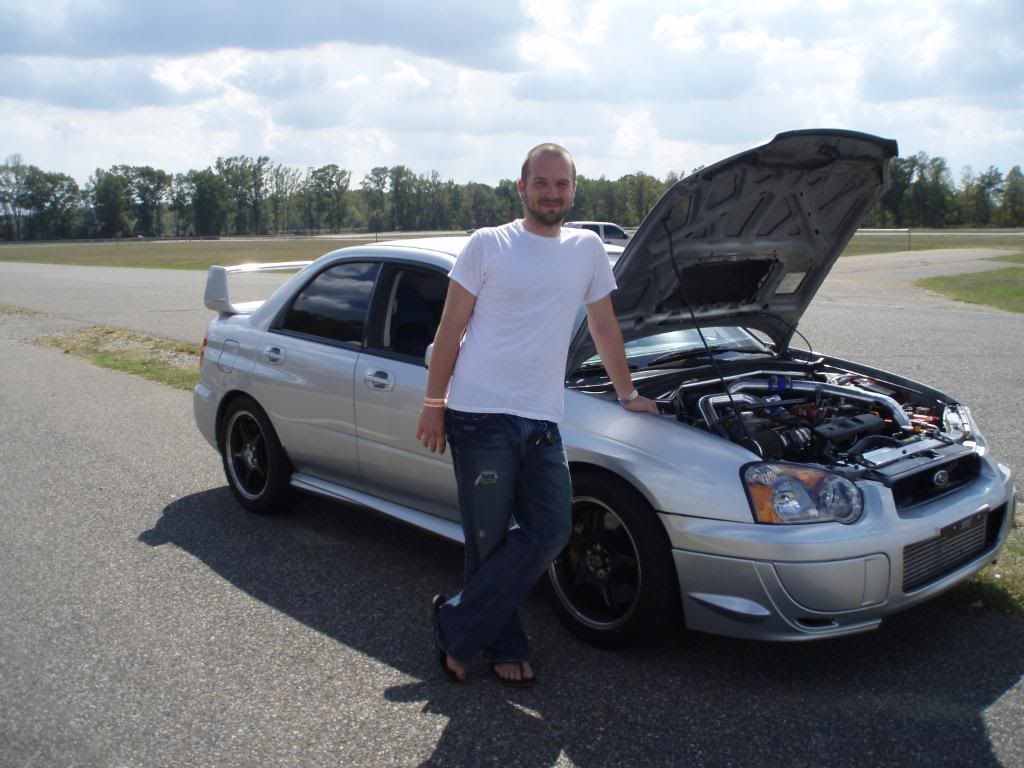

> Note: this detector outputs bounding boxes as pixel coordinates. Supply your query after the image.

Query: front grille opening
[902,504,1006,592]
[795,617,838,629]
[892,453,981,511]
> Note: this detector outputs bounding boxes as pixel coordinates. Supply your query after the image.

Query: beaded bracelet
[423,397,447,408]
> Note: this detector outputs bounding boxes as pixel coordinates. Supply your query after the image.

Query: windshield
[582,326,766,367]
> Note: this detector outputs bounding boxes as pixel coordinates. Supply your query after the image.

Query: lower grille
[902,505,1005,592]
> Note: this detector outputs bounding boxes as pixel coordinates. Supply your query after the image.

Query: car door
[353,263,460,521]
[250,260,380,485]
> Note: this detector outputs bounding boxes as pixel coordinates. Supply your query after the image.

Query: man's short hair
[520,143,577,184]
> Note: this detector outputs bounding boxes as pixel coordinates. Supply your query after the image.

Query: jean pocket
[446,411,506,447]
[447,409,492,424]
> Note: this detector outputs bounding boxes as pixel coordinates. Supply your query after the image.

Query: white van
[564,221,632,246]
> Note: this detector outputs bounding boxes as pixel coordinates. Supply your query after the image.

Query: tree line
[1,150,1022,242]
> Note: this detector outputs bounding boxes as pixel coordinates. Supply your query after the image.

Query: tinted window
[279,262,380,344]
[582,224,600,234]
[606,225,628,239]
[381,269,448,358]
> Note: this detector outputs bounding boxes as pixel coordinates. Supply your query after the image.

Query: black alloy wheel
[220,396,292,514]
[546,471,679,648]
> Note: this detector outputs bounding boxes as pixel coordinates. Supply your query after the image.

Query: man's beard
[524,198,571,226]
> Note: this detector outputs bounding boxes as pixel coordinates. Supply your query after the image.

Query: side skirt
[290,472,465,544]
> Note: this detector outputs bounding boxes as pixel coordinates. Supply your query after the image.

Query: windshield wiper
[646,346,769,367]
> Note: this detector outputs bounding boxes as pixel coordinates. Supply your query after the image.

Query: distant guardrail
[853,228,1024,251]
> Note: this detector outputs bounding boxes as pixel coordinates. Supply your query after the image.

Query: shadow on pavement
[141,488,1024,768]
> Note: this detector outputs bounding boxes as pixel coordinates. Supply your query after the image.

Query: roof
[373,235,470,258]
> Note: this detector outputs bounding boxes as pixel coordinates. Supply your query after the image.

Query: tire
[545,470,680,648]
[220,396,293,514]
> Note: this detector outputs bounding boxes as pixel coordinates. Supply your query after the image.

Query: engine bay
[580,356,982,503]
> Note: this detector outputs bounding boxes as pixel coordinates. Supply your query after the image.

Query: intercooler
[902,504,1006,592]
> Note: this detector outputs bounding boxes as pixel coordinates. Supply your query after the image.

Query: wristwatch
[617,388,640,405]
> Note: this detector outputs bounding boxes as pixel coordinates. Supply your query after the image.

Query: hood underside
[567,129,898,373]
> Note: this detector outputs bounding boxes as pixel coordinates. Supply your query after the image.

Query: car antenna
[659,216,761,453]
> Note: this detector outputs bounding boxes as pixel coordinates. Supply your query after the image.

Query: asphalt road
[1,250,1022,767]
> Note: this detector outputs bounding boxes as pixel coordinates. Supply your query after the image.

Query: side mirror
[424,342,433,369]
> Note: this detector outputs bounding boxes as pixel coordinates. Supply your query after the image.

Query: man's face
[517,152,575,227]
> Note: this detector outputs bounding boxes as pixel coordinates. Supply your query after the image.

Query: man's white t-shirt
[446,219,617,422]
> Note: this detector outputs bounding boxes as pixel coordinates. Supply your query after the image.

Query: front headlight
[943,405,974,436]
[743,463,863,524]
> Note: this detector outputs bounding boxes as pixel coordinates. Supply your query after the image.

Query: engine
[672,371,966,468]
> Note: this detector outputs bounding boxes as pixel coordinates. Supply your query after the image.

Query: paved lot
[1,250,1022,767]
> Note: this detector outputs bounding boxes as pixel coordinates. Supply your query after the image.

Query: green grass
[992,252,1024,265]
[38,326,200,390]
[0,233,456,271]
[0,238,372,270]
[1,304,39,315]
[915,262,1024,313]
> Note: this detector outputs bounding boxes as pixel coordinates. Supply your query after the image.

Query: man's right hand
[417,407,447,454]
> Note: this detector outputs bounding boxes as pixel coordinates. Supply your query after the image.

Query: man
[416,143,658,686]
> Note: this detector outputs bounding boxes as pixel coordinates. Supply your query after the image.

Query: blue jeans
[436,410,572,663]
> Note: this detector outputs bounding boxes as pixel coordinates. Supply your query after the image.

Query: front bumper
[663,462,1015,641]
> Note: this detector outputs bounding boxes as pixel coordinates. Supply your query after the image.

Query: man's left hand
[623,395,659,414]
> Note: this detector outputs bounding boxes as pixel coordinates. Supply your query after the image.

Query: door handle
[364,368,395,391]
[264,346,284,363]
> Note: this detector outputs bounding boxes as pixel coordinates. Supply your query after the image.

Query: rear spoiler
[204,261,313,315]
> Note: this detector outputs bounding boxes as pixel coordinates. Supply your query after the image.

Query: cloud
[383,60,431,89]
[0,0,526,71]
[0,0,1020,191]
[0,56,203,109]
[858,1,1024,105]
[509,6,760,104]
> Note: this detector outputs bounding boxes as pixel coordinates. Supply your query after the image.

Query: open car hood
[567,129,898,374]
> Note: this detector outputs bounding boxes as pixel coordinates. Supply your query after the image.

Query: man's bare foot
[432,595,466,684]
[491,661,536,687]
[445,654,467,682]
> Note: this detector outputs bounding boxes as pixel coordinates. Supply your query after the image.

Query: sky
[2,0,1022,188]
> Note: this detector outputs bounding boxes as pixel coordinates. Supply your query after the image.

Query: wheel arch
[568,460,662,516]
[214,390,294,473]
[214,389,250,451]
[568,459,676,541]
[553,460,684,644]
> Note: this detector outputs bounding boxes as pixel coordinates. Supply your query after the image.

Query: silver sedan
[194,130,1016,646]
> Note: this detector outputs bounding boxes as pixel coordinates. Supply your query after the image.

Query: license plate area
[939,510,986,538]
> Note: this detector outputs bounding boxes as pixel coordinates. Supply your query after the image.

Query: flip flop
[432,595,464,683]
[491,662,536,688]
